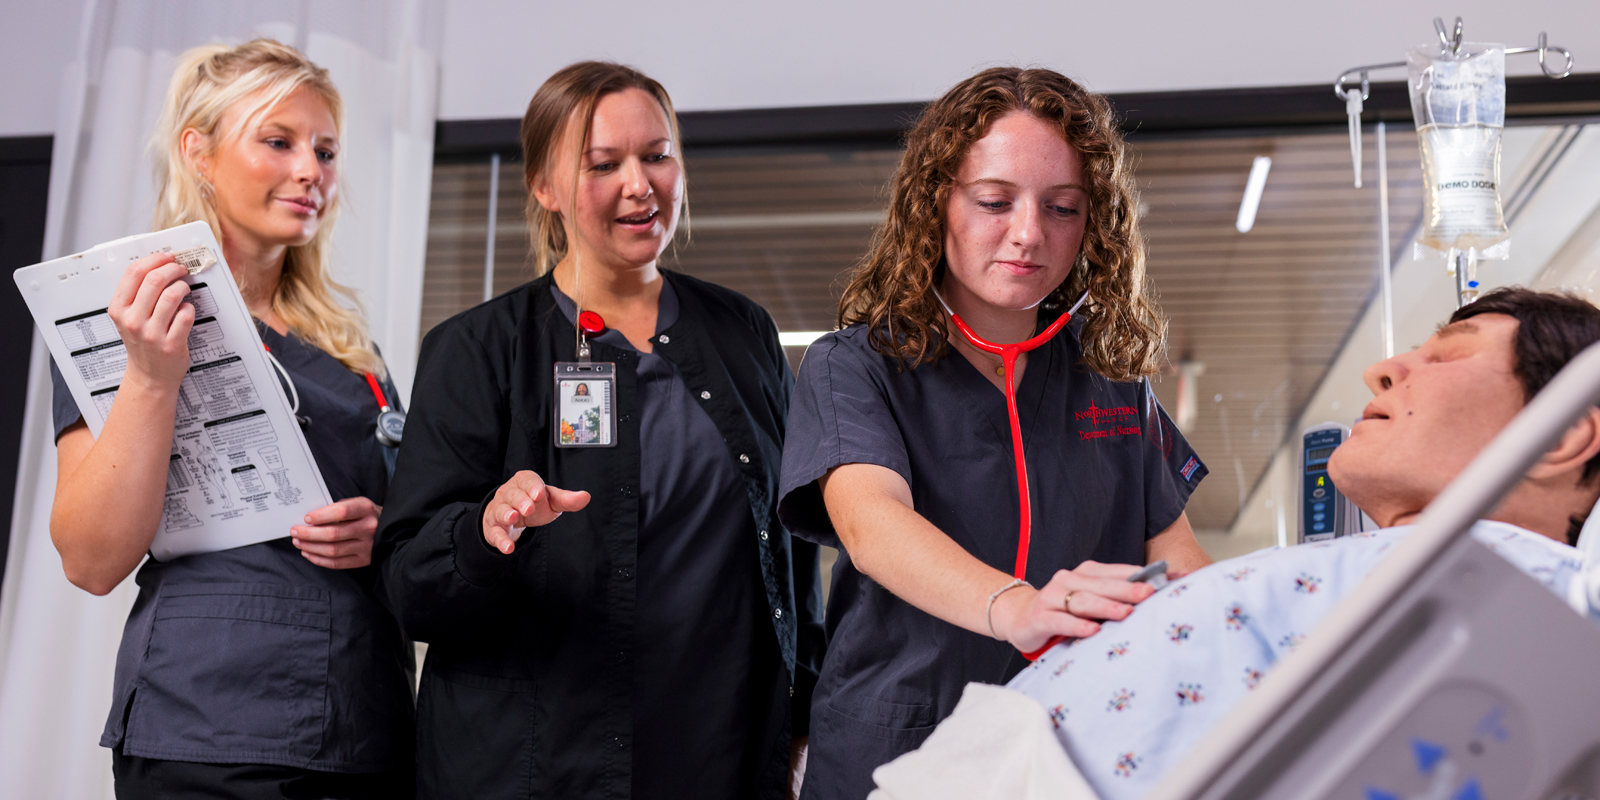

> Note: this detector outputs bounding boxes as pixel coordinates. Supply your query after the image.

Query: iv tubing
[1378,122,1395,359]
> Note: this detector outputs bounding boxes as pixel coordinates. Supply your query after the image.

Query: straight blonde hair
[152,38,383,377]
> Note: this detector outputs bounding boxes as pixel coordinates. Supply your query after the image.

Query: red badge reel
[555,309,618,448]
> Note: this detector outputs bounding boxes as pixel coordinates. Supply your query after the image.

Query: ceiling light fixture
[1235,155,1272,233]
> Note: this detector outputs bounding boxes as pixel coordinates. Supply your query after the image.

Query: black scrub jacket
[778,318,1207,800]
[373,270,827,799]
[49,328,414,774]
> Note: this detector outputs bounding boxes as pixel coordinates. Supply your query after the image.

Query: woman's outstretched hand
[990,560,1159,654]
[482,470,591,554]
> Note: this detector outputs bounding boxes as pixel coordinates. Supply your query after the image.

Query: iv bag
[1408,43,1511,260]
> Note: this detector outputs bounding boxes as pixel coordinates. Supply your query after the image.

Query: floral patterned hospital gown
[1006,521,1589,800]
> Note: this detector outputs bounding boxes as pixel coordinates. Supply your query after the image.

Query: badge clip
[557,308,616,447]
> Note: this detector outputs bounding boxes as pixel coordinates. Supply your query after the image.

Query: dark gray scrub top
[49,326,414,772]
[550,283,779,800]
[777,319,1207,800]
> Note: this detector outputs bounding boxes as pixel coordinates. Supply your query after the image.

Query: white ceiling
[5,0,1598,136]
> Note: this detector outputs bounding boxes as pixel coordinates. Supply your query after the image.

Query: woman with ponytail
[374,61,824,799]
[49,39,412,798]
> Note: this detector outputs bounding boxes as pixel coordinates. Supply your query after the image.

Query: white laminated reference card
[13,221,331,560]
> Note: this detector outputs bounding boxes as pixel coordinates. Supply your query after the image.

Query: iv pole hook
[1434,16,1465,55]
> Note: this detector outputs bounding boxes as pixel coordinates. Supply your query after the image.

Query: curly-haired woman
[776,67,1214,797]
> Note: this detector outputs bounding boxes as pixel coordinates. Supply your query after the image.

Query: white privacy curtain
[0,1,439,796]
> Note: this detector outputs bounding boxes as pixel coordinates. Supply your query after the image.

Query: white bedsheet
[867,683,1099,800]
[869,522,1593,800]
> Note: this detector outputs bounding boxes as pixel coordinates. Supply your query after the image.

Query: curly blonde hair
[152,39,383,377]
[838,67,1165,381]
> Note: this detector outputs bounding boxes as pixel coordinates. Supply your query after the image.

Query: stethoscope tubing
[934,288,1089,660]
[264,345,402,446]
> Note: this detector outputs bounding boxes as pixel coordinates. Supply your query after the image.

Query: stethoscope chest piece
[375,408,406,447]
[362,372,405,448]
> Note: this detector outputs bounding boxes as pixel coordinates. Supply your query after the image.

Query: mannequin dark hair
[1452,286,1600,543]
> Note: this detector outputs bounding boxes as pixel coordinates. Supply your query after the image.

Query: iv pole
[1333,17,1574,332]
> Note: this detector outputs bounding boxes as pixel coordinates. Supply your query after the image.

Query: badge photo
[554,362,617,447]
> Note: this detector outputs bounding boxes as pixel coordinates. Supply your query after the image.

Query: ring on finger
[1062,590,1076,612]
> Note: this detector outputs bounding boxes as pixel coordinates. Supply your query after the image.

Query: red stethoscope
[264,345,405,447]
[934,288,1089,660]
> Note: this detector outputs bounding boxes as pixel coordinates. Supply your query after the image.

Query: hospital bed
[1148,341,1600,800]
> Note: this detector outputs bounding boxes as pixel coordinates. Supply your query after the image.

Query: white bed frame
[1149,342,1600,799]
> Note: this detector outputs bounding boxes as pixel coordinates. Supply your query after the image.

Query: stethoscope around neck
[263,345,405,447]
[932,286,1090,660]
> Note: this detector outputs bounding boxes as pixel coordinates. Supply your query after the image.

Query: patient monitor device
[1299,423,1363,543]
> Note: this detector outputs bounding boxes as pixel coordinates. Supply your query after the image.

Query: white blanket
[868,683,1099,800]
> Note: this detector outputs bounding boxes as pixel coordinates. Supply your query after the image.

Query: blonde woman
[375,62,823,799]
[776,67,1213,798]
[49,40,412,798]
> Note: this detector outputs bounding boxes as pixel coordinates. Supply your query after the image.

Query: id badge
[554,362,617,447]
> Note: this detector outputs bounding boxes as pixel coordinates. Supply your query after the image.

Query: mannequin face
[940,111,1088,314]
[1330,314,1525,522]
[188,86,339,250]
[533,88,683,272]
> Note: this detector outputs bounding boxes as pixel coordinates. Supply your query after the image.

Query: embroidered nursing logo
[1053,659,1075,677]
[1176,683,1205,706]
[1167,623,1194,643]
[1107,689,1135,712]
[1224,604,1249,630]
[1114,752,1142,778]
[1180,455,1201,481]
[1225,567,1255,582]
[1077,400,1141,441]
[1049,704,1068,729]
[1076,399,1139,426]
[1293,573,1322,594]
[1243,667,1263,689]
[1106,642,1130,660]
